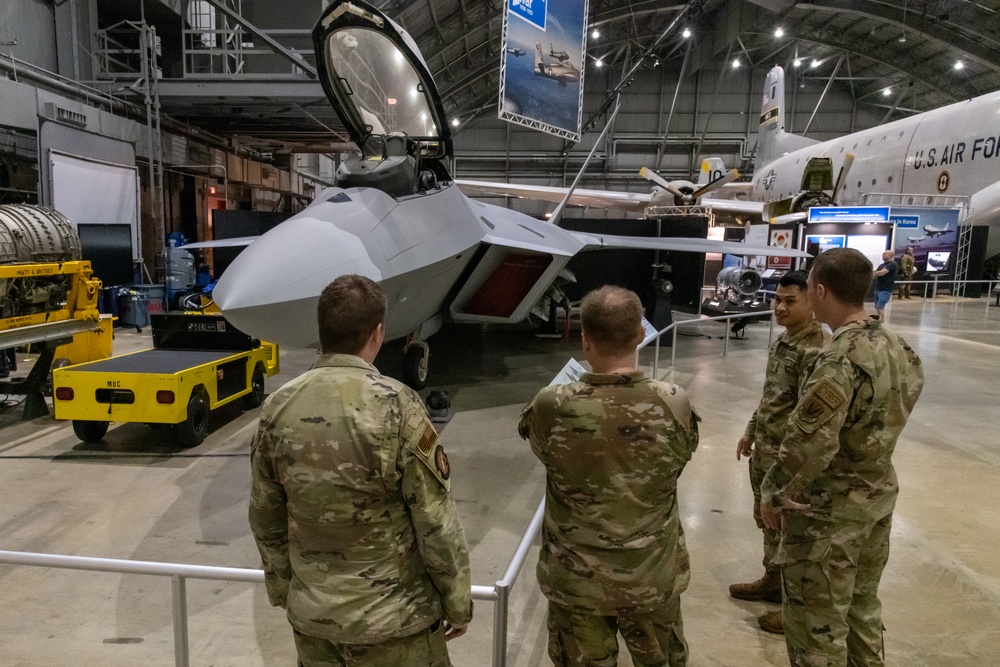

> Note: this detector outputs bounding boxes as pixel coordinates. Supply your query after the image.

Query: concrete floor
[0,295,998,666]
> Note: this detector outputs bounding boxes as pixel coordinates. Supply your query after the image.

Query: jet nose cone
[213,215,381,348]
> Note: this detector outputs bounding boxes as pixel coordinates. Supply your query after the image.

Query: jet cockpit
[314,2,452,199]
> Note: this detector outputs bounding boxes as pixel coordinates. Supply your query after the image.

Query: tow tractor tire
[73,420,109,443]
[176,392,209,448]
[243,365,266,409]
[402,346,428,391]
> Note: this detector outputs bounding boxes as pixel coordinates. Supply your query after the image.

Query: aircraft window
[324,28,438,138]
[839,147,844,153]
[853,143,858,149]
[866,139,872,146]
[888,176,893,183]
[871,179,877,186]
[898,131,905,138]
[881,136,886,143]
[857,181,862,188]
[907,197,915,204]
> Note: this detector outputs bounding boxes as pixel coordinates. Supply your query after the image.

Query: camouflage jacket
[745,321,830,462]
[761,318,923,526]
[249,354,473,644]
[518,371,700,615]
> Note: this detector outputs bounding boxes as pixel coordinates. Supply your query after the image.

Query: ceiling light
[595,59,603,68]
[954,60,964,70]
[883,88,892,96]
[451,118,460,127]
[811,59,820,68]
[591,29,600,39]
[732,58,741,69]
[682,28,692,39]
[793,58,802,68]
[775,27,784,38]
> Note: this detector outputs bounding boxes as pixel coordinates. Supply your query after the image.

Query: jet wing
[573,232,810,258]
[456,179,650,213]
[455,179,764,216]
[181,236,260,249]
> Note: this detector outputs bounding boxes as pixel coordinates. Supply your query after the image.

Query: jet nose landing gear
[402,338,430,390]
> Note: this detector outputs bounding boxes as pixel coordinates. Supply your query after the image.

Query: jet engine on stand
[0,205,103,419]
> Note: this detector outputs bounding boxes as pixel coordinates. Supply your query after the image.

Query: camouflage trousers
[749,453,780,573]
[546,596,688,667]
[293,622,450,667]
[779,513,892,667]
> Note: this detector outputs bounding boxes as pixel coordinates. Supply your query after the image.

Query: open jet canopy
[313,0,452,160]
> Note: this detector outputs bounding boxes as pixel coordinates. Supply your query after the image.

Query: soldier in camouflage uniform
[731,271,829,635]
[249,275,473,667]
[518,286,700,667]
[760,249,923,667]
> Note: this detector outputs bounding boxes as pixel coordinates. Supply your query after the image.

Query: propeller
[692,168,740,200]
[639,166,686,200]
[639,167,740,205]
[830,153,855,205]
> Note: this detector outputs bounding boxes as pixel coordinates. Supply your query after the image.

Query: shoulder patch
[434,445,451,480]
[798,396,831,423]
[417,424,438,457]
[813,377,846,410]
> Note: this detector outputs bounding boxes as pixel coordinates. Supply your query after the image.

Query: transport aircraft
[466,65,1000,258]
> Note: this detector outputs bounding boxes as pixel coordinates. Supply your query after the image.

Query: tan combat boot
[757,610,784,634]
[728,569,782,603]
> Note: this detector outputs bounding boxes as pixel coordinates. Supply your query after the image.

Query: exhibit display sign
[890,206,960,275]
[807,206,891,223]
[498,0,588,141]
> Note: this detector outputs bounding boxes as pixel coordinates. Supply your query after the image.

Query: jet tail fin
[698,158,727,185]
[535,42,544,73]
[757,66,820,170]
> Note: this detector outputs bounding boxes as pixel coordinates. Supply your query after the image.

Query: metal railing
[894,278,1000,304]
[638,310,776,378]
[0,497,545,667]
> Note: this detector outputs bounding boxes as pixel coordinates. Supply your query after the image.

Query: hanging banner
[498,0,588,142]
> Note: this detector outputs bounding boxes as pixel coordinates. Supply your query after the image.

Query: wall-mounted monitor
[926,251,951,272]
[805,234,846,254]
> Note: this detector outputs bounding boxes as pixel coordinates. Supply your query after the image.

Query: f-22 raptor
[198,0,806,388]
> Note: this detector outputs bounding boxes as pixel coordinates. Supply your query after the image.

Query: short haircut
[809,248,872,308]
[778,270,809,291]
[316,275,387,355]
[581,285,643,355]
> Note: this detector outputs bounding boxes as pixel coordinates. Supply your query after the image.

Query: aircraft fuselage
[751,90,1000,255]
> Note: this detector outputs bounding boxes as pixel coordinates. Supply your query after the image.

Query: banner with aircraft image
[891,206,960,276]
[498,0,588,141]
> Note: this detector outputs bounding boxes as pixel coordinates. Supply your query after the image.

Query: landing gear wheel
[243,365,266,409]
[176,392,209,448]
[73,420,109,443]
[402,344,429,390]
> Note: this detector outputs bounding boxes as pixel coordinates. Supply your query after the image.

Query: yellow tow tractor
[53,312,278,447]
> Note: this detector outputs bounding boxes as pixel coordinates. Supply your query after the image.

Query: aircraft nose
[213,215,381,348]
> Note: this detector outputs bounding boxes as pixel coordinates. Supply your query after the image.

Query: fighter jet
[199,0,806,389]
[549,44,571,62]
[924,223,953,238]
[534,41,580,87]
[506,47,525,57]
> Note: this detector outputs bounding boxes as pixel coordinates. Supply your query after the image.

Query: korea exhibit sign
[498,0,588,141]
